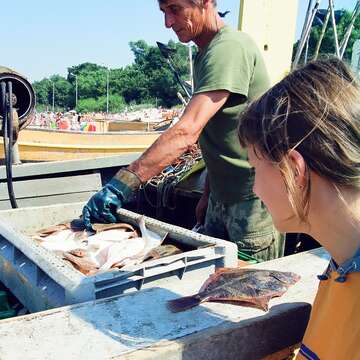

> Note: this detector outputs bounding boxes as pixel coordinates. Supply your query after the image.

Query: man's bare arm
[126,90,230,182]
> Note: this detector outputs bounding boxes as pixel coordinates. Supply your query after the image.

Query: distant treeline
[33,10,360,113]
[33,40,191,113]
[293,9,359,65]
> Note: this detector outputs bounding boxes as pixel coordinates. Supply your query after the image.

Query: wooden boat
[0,128,161,162]
[106,120,154,131]
[106,119,170,132]
[91,119,168,132]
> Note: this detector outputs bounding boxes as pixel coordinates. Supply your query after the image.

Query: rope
[142,145,202,210]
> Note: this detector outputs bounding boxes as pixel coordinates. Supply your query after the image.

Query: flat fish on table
[144,244,182,260]
[33,229,88,252]
[99,237,148,270]
[167,267,300,313]
[62,249,99,276]
[92,223,137,233]
[100,216,168,269]
[33,216,167,275]
[33,222,138,253]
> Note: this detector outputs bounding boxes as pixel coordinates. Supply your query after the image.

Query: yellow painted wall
[238,0,298,85]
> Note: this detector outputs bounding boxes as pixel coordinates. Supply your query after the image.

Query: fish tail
[167,294,202,313]
[138,215,146,237]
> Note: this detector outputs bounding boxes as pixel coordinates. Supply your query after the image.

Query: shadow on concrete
[170,301,311,360]
[65,284,311,360]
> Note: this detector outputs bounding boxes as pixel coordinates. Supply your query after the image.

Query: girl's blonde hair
[238,58,360,221]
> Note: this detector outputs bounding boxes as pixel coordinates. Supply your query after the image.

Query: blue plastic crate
[0,202,237,312]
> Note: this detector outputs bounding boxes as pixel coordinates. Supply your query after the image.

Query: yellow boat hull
[0,128,160,161]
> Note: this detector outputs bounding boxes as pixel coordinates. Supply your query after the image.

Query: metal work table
[0,248,329,360]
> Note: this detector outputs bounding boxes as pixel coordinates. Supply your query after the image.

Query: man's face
[159,0,204,43]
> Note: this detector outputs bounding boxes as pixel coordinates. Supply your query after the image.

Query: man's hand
[195,192,209,225]
[82,178,134,231]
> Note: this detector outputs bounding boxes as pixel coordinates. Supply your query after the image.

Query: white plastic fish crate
[0,202,237,312]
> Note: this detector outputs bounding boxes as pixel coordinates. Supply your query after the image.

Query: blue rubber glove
[82,178,134,231]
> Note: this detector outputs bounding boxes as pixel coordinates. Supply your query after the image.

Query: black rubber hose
[2,81,18,208]
[1,82,7,164]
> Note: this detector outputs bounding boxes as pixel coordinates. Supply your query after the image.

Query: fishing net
[142,144,203,210]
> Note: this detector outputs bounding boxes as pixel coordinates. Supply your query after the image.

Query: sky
[2,0,357,82]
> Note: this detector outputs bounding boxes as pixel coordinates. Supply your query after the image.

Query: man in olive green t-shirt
[82,0,284,262]
[193,25,283,261]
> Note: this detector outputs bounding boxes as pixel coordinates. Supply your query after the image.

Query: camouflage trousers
[202,194,285,262]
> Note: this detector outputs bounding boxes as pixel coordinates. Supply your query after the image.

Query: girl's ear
[288,149,307,188]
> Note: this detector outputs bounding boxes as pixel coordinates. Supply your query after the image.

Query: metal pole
[177,92,188,106]
[188,44,194,93]
[329,0,340,57]
[293,0,320,68]
[304,36,310,64]
[314,5,331,59]
[75,75,78,108]
[300,0,315,43]
[106,68,109,114]
[52,82,55,113]
[339,1,360,58]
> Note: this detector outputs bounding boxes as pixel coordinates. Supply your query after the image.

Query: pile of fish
[32,217,181,276]
[167,267,300,313]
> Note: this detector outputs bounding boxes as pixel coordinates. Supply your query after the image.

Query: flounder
[34,216,167,275]
[167,267,300,312]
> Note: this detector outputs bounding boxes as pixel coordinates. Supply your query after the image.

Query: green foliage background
[294,9,360,64]
[33,10,360,113]
[33,40,191,112]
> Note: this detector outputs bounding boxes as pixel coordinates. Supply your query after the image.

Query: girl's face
[248,146,299,233]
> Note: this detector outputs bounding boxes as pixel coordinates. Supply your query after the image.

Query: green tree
[32,79,49,105]
[76,98,99,113]
[120,65,150,103]
[129,39,190,107]
[108,94,127,113]
[33,75,71,110]
[50,75,72,109]
[294,9,360,63]
[33,40,191,112]
[67,63,109,101]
